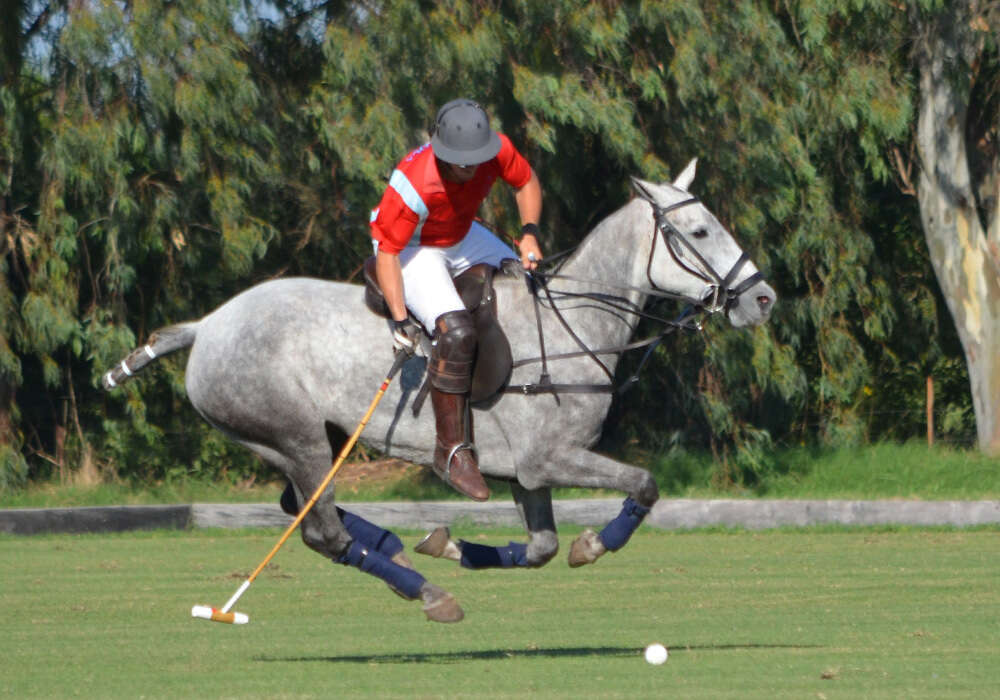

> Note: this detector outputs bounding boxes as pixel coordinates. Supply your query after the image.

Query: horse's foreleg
[567,497,651,567]
[414,485,559,569]
[537,447,659,567]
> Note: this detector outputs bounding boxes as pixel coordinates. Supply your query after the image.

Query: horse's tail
[101,321,200,391]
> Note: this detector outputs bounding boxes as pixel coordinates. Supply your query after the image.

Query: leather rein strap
[506,196,761,398]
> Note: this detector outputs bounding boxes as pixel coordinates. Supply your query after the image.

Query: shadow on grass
[256,643,819,665]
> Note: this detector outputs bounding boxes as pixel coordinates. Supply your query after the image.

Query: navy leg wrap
[338,508,404,558]
[598,497,651,551]
[459,540,529,569]
[336,541,425,599]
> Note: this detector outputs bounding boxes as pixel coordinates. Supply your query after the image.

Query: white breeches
[374,221,517,331]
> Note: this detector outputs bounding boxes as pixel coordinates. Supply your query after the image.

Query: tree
[0,0,987,490]
[911,0,999,454]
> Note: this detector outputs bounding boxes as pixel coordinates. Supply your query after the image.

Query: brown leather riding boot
[430,388,489,501]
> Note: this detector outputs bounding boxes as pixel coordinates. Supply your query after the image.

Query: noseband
[645,197,764,313]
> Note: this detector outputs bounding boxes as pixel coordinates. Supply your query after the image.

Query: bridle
[645,196,764,314]
[504,194,765,398]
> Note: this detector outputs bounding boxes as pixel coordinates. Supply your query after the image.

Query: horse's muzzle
[726,280,777,328]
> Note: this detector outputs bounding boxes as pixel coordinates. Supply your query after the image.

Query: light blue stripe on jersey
[388,169,428,245]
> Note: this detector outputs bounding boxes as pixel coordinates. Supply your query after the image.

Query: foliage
[0,0,982,490]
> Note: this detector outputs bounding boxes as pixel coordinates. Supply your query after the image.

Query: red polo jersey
[370,134,532,254]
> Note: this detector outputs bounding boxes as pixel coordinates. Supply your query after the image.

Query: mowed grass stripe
[2,528,998,698]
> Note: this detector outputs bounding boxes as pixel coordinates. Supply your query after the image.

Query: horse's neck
[550,199,654,347]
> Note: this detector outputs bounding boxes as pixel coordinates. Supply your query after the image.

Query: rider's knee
[429,310,477,392]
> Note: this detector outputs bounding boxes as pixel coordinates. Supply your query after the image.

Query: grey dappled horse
[103,160,775,622]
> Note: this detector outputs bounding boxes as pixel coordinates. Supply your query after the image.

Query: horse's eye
[692,228,709,239]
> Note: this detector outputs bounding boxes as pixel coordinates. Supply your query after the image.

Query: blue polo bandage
[336,541,425,599]
[339,508,404,558]
[598,497,650,551]
[458,540,529,569]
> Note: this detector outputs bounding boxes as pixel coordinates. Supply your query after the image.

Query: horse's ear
[672,158,698,192]
[630,176,658,203]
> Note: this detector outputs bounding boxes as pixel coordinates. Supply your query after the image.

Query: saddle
[363,256,515,407]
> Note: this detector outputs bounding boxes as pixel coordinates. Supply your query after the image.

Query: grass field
[2,526,998,698]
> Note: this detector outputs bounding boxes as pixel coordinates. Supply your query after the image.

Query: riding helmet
[430,99,502,167]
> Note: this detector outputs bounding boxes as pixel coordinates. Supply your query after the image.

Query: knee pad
[429,310,477,393]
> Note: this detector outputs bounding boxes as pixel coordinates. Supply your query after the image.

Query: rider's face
[441,161,479,183]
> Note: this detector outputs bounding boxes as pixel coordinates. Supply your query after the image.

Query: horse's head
[631,160,776,328]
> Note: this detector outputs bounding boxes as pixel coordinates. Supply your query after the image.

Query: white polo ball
[644,643,668,665]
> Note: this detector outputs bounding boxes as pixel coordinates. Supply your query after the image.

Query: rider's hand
[390,317,418,356]
[518,224,543,271]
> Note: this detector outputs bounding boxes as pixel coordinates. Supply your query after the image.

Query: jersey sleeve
[495,134,533,189]
[369,186,420,255]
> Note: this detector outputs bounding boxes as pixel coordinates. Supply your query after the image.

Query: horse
[102,159,776,622]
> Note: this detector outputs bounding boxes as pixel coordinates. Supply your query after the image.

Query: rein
[505,195,761,398]
[504,294,701,398]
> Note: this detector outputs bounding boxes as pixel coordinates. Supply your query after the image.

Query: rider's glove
[390,317,418,356]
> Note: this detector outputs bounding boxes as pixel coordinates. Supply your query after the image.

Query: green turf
[2,527,998,698]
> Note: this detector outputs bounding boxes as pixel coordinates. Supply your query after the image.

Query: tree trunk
[914,3,1000,454]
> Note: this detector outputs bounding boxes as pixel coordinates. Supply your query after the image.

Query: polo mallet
[191,350,409,625]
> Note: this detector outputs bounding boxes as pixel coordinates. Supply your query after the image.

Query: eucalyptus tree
[2,0,988,489]
[2,0,300,487]
[305,0,940,474]
[910,0,999,454]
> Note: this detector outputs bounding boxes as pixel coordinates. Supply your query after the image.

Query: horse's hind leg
[281,481,413,569]
[295,476,463,622]
[414,484,559,569]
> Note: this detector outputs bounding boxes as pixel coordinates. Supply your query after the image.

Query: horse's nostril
[757,295,772,310]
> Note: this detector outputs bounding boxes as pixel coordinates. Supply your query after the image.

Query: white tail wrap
[120,360,133,376]
[104,372,117,388]
[144,344,157,359]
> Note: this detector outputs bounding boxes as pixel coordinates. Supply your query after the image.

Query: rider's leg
[446,221,519,274]
[427,310,489,501]
[394,226,515,502]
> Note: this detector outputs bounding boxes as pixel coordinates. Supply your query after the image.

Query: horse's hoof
[568,528,607,567]
[414,527,462,561]
[415,527,450,556]
[420,583,464,623]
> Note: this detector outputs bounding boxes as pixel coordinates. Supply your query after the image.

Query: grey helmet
[430,99,502,167]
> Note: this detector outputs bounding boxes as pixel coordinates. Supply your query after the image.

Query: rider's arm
[514,168,543,269]
[375,249,408,322]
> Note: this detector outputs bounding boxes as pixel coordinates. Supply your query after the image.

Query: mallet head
[191,605,249,625]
